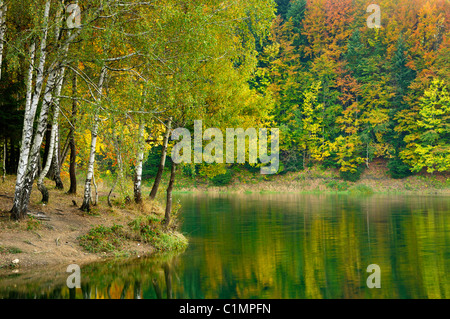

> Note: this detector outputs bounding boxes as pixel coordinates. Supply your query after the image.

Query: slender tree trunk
[43,124,52,171]
[51,65,66,190]
[134,116,145,203]
[37,152,42,177]
[109,125,124,207]
[46,65,66,193]
[68,73,78,194]
[59,133,70,170]
[80,119,99,212]
[0,1,7,81]
[37,109,58,203]
[164,162,177,227]
[36,60,66,203]
[68,137,77,194]
[107,176,118,208]
[81,67,107,212]
[150,117,172,200]
[92,172,98,206]
[52,123,64,189]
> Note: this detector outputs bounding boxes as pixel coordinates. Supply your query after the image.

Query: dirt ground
[0,177,157,276]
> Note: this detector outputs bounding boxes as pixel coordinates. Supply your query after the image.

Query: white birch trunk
[11,2,77,219]
[11,1,102,219]
[81,67,107,211]
[133,116,145,203]
[92,172,98,206]
[80,119,99,211]
[51,69,65,189]
[36,64,66,202]
[0,1,7,81]
[14,41,37,187]
[37,110,58,203]
[17,63,65,215]
[11,1,51,219]
[51,121,64,189]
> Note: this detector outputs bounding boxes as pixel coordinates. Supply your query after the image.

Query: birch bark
[80,67,107,212]
[37,111,58,203]
[52,121,64,189]
[16,62,66,217]
[36,65,66,202]
[12,5,75,219]
[1,1,9,180]
[11,1,51,220]
[134,115,146,203]
[0,1,7,81]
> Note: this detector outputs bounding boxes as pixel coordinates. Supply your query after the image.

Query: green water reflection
[1,193,449,299]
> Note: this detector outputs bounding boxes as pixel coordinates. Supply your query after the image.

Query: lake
[1,193,449,299]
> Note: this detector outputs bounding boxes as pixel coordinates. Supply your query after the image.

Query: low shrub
[78,224,124,253]
[128,215,187,252]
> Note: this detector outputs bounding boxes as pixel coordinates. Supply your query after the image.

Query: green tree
[402,79,450,173]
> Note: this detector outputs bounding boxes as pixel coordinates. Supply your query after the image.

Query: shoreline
[171,163,450,196]
[0,177,187,276]
[1,159,449,275]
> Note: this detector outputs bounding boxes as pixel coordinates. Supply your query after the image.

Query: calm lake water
[1,193,449,299]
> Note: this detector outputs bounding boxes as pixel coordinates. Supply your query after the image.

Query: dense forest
[0,0,449,221]
[257,0,449,180]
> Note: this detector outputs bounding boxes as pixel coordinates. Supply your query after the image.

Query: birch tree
[37,106,59,204]
[0,0,7,81]
[11,1,51,220]
[1,1,8,181]
[11,1,104,219]
[133,113,146,203]
[68,72,78,194]
[37,64,66,203]
[80,67,107,212]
